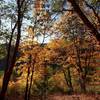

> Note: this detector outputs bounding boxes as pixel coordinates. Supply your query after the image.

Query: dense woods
[0,0,100,100]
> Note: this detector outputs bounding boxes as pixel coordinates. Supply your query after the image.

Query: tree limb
[85,1,100,24]
[67,0,100,42]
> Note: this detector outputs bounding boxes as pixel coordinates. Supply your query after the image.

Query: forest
[0,0,100,100]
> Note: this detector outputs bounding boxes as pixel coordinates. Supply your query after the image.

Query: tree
[0,0,25,99]
[67,0,100,42]
[46,39,74,93]
[52,12,99,93]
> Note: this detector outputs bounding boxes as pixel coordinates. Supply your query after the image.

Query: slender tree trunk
[27,58,35,100]
[63,70,69,87]
[67,67,73,93]
[79,73,86,93]
[42,61,48,100]
[24,55,32,100]
[63,67,73,94]
[76,50,86,93]
[5,0,25,72]
[72,34,86,93]
[0,0,22,99]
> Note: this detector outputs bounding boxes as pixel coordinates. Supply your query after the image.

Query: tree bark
[24,55,31,100]
[0,0,22,99]
[63,67,73,94]
[67,67,73,93]
[79,73,86,93]
[27,59,35,100]
[67,0,100,42]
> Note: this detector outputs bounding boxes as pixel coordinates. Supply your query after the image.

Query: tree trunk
[67,67,73,93]
[67,0,100,42]
[79,73,86,93]
[0,0,22,99]
[27,59,35,100]
[63,67,73,94]
[24,61,31,100]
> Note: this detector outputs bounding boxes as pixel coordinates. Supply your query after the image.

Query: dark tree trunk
[67,67,73,93]
[79,73,86,93]
[85,1,100,24]
[76,51,87,93]
[72,35,87,93]
[67,0,100,42]
[63,67,73,94]
[24,55,32,100]
[0,0,22,99]
[28,59,35,100]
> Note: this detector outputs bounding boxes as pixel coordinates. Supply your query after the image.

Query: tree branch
[67,0,100,42]
[85,1,100,24]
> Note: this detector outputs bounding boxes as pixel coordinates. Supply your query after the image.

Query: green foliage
[51,0,64,12]
[32,79,46,96]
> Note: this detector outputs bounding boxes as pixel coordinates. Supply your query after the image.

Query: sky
[0,0,70,44]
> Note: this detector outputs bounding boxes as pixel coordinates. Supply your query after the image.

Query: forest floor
[0,73,99,100]
[6,93,100,100]
[48,94,100,100]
